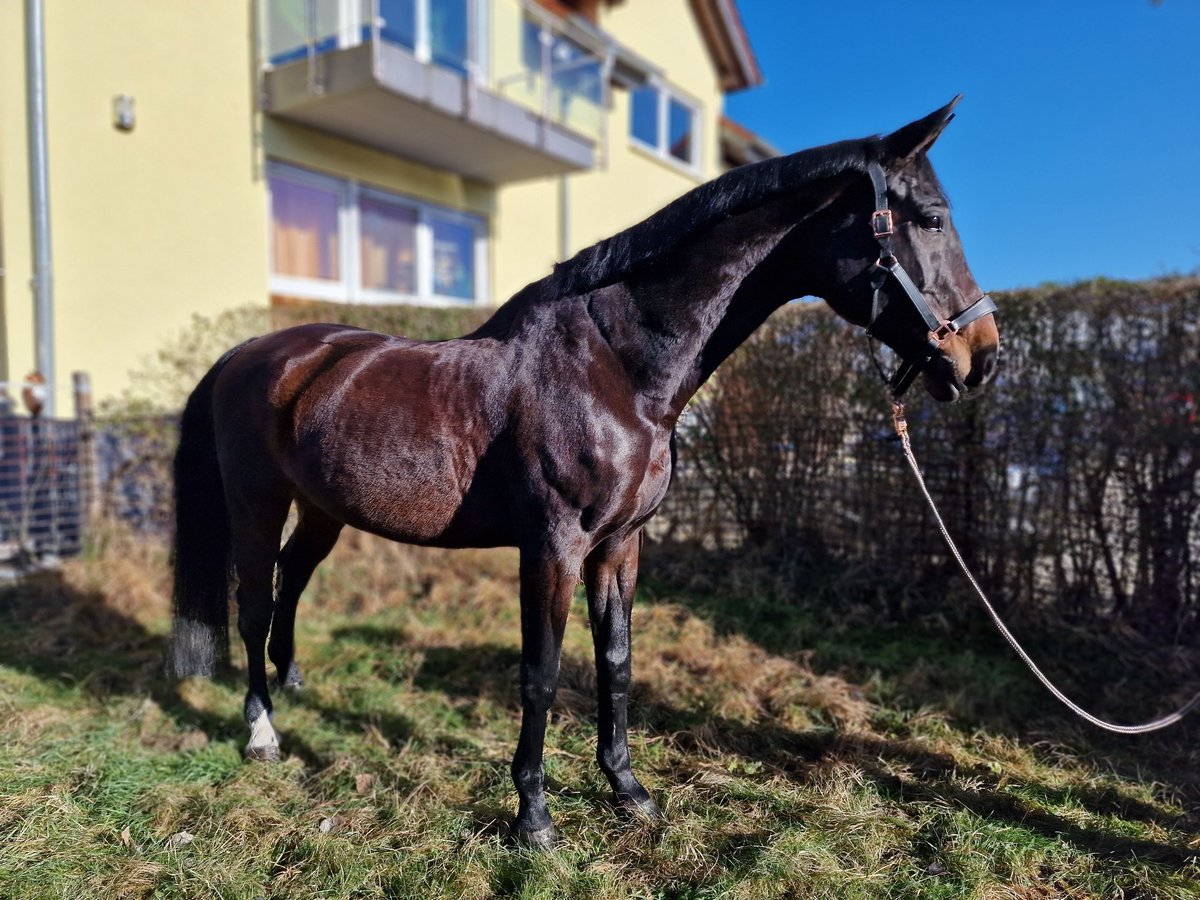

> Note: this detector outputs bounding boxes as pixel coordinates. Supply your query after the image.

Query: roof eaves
[691,0,762,93]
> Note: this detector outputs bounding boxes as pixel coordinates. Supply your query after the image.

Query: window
[270,171,341,281]
[359,195,417,294]
[428,0,469,74]
[430,215,476,300]
[379,0,418,51]
[629,82,700,170]
[630,87,659,148]
[268,163,486,306]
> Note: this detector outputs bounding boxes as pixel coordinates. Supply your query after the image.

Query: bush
[663,277,1200,642]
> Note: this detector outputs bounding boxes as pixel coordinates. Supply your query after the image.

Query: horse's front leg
[584,532,661,820]
[510,540,584,848]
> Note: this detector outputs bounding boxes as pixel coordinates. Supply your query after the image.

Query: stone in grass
[319,816,344,835]
[166,831,194,850]
[354,773,376,795]
[925,861,948,876]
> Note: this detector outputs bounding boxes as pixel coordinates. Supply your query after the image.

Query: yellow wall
[1,1,267,410]
[0,1,34,398]
[494,0,724,304]
[1,0,734,405]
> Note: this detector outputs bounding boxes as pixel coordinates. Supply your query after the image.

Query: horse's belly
[288,429,513,548]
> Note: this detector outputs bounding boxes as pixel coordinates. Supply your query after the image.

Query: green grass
[0,527,1197,899]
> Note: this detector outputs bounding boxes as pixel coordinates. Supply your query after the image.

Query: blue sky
[724,0,1200,291]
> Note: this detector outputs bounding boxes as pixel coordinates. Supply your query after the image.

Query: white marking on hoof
[244,711,281,762]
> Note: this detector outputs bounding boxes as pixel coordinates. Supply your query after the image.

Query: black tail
[169,343,249,677]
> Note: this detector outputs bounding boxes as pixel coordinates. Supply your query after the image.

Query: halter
[864,161,997,396]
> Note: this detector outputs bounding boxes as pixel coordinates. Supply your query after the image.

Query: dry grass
[0,522,1198,899]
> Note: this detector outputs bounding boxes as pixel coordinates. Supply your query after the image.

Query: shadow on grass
[3,568,1197,870]
[0,571,245,742]
[638,541,1200,798]
[329,626,1200,870]
[0,570,362,772]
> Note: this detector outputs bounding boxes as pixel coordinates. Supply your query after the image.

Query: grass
[0,525,1198,899]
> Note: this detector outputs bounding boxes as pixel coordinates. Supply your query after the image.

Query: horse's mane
[546,137,879,297]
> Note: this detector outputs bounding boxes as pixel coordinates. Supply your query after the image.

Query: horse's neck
[584,197,830,425]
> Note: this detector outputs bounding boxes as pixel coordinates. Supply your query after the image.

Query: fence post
[72,371,101,522]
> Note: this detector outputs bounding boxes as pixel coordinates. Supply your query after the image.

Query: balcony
[258,0,610,184]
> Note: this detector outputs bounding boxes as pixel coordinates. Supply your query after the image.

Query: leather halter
[864,161,997,396]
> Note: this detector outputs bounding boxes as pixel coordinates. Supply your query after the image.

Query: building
[0,0,765,411]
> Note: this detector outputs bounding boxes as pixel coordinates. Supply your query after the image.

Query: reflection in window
[521,19,602,122]
[629,83,699,170]
[668,97,694,164]
[360,196,417,294]
[269,173,341,280]
[379,0,417,50]
[431,216,475,300]
[630,86,659,148]
[430,0,468,74]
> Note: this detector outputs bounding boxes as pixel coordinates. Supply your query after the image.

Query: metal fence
[0,371,174,566]
[0,414,88,561]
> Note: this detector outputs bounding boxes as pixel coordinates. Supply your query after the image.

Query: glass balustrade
[261,0,605,142]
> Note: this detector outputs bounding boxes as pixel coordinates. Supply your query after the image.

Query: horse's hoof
[244,744,281,763]
[615,791,663,822]
[512,823,558,850]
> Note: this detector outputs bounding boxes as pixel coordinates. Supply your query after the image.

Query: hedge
[661,276,1200,642]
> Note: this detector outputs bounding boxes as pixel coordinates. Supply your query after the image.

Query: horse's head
[817,97,1000,402]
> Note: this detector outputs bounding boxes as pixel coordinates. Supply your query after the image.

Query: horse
[170,97,999,847]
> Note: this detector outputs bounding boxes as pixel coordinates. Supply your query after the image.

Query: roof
[720,116,779,168]
[689,0,762,93]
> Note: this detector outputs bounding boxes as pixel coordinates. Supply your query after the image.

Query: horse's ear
[883,95,962,160]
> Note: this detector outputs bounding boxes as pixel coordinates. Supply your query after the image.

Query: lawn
[1,526,1197,899]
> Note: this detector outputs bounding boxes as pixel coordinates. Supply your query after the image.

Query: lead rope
[891,400,1200,734]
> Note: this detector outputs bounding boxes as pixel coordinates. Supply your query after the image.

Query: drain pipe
[558,174,570,262]
[25,0,55,416]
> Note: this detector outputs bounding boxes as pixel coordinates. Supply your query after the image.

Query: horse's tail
[169,341,251,677]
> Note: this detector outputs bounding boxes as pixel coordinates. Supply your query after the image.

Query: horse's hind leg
[584,533,661,820]
[228,491,292,762]
[268,502,343,690]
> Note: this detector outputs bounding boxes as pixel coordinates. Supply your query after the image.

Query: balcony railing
[260,0,609,146]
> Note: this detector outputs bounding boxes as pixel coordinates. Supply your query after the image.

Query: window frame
[267,161,488,307]
[628,79,702,174]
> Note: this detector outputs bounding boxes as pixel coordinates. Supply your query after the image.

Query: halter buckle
[930,320,958,346]
[871,209,894,239]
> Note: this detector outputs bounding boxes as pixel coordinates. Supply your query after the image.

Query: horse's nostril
[976,346,999,384]
[983,347,998,379]
[964,346,998,388]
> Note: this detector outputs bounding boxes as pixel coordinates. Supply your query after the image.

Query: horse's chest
[580,431,672,535]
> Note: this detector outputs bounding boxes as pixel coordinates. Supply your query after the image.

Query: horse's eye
[921,214,944,233]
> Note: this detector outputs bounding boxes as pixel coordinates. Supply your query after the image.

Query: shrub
[663,277,1200,642]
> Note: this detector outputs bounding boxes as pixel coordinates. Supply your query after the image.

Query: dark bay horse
[171,98,999,846]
